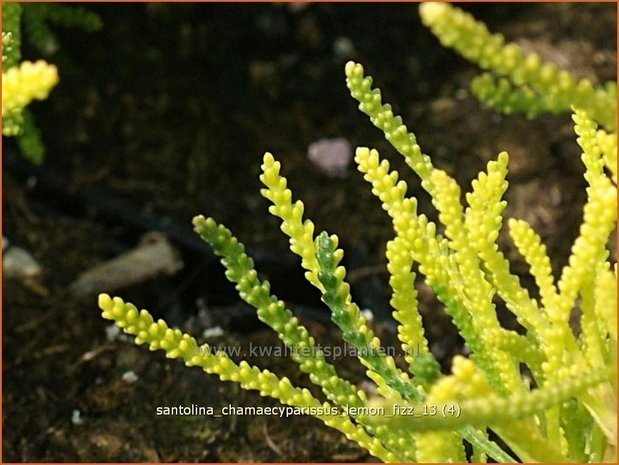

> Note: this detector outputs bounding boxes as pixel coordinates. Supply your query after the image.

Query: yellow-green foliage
[2,60,58,116]
[1,2,101,163]
[98,5,616,463]
[2,3,22,69]
[2,2,57,163]
[419,2,617,131]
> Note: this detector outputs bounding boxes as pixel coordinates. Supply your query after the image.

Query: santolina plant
[99,4,616,462]
[419,2,616,131]
[1,2,100,163]
[2,2,58,159]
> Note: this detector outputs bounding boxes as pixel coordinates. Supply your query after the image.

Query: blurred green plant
[20,2,101,57]
[1,2,101,164]
[419,2,616,131]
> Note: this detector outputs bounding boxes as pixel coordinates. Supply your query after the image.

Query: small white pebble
[287,2,309,13]
[81,349,98,362]
[360,308,374,323]
[308,137,352,178]
[358,380,377,397]
[3,246,42,279]
[203,326,224,339]
[333,36,356,59]
[105,324,121,342]
[122,370,139,383]
[71,409,83,425]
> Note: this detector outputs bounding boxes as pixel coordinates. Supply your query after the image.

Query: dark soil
[3,3,616,462]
